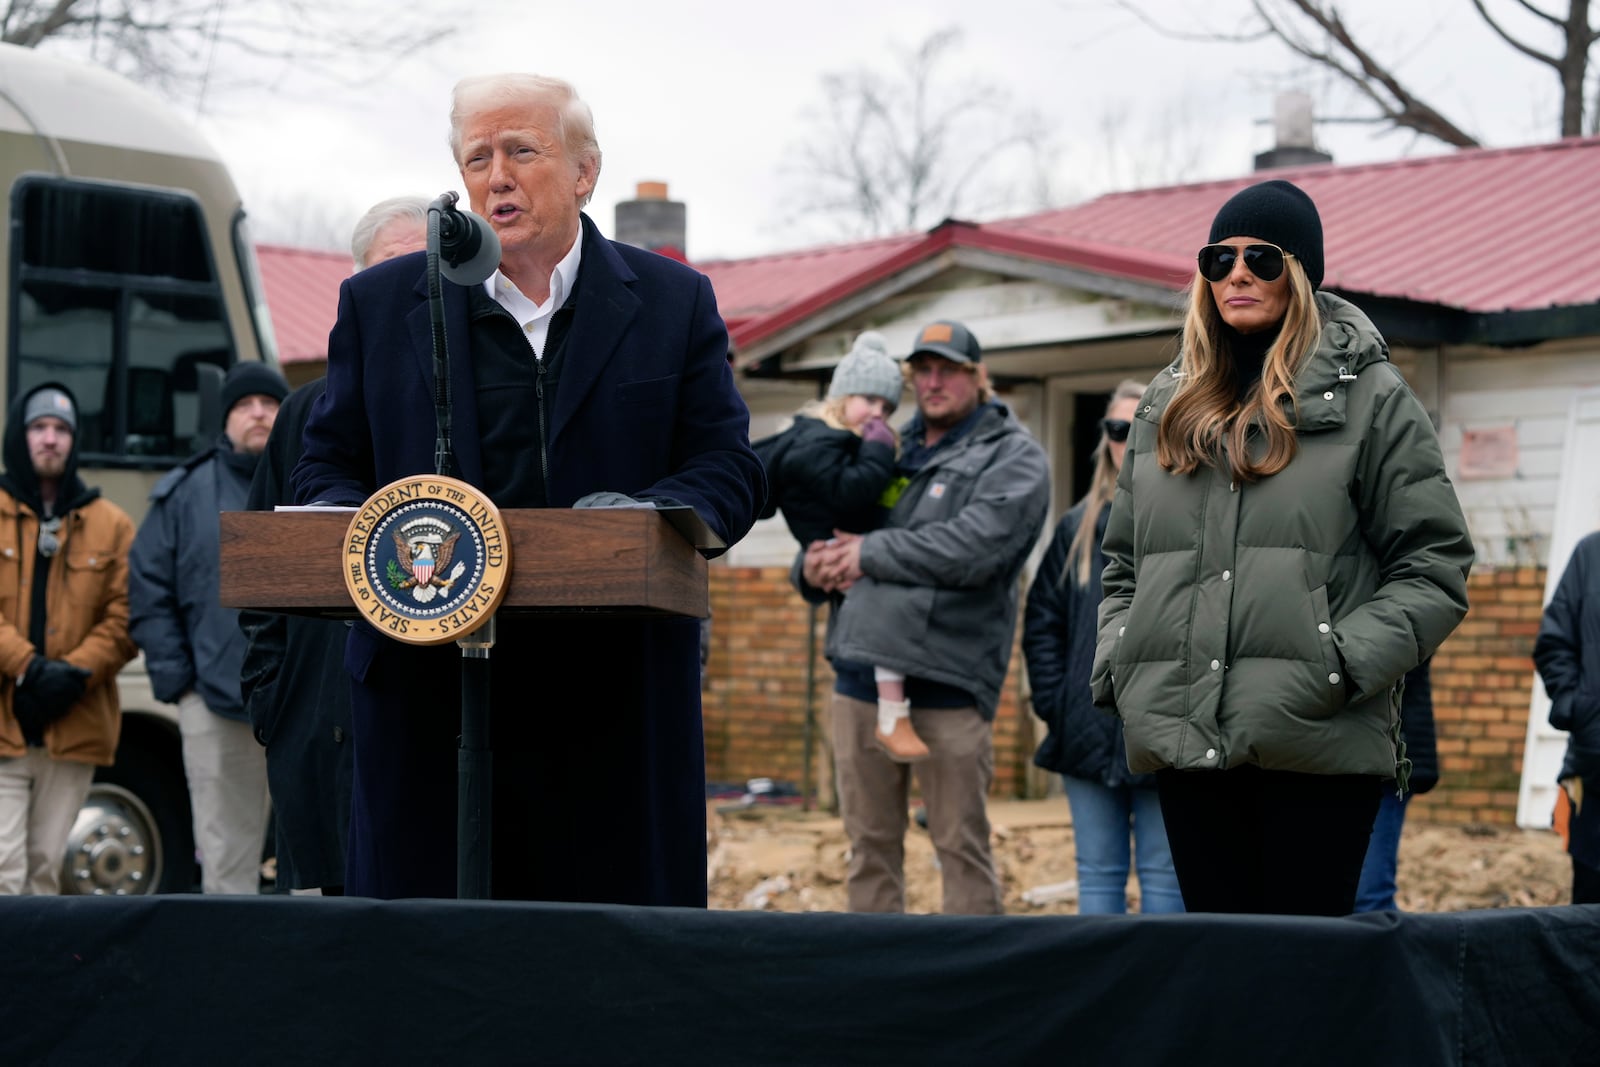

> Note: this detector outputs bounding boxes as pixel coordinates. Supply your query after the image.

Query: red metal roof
[256,137,1600,362]
[698,232,928,338]
[991,136,1600,315]
[255,243,352,364]
[703,136,1600,352]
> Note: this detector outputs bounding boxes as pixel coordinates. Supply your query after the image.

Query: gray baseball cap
[910,320,981,364]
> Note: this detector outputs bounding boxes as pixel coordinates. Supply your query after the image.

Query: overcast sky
[190,0,1572,262]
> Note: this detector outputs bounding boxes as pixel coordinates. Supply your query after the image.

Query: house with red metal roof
[697,135,1600,578]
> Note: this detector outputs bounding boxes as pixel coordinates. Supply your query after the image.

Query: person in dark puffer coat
[1091,180,1473,917]
[1533,532,1600,905]
[1024,379,1183,914]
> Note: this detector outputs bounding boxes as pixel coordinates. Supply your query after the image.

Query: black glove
[13,687,51,745]
[20,657,92,720]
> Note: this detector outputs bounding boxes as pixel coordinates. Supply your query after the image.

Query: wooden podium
[220,507,711,620]
[219,505,712,899]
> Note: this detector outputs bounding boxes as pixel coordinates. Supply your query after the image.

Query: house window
[7,177,237,464]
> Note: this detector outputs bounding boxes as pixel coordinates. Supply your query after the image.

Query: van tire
[63,726,197,895]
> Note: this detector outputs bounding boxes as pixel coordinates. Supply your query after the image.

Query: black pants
[1574,856,1600,906]
[1156,765,1384,916]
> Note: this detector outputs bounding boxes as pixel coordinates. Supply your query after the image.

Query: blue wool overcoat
[292,214,764,905]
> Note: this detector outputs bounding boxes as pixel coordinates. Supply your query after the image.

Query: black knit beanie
[1207,179,1324,290]
[221,362,289,416]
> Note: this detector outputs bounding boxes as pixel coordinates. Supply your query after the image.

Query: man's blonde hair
[448,73,602,207]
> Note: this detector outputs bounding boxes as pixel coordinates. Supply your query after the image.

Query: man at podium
[292,73,765,904]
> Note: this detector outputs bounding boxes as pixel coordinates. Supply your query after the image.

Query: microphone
[429,192,501,285]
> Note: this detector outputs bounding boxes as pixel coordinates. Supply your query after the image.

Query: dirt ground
[707,797,1574,914]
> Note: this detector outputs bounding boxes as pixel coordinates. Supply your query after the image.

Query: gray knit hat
[22,387,76,433]
[827,331,903,409]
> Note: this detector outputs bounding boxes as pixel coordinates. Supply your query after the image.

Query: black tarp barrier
[1,896,1596,1065]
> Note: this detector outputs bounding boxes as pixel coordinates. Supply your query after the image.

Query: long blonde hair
[1155,259,1322,483]
[1066,379,1147,586]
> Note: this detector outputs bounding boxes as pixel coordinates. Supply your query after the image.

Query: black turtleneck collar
[1223,322,1283,401]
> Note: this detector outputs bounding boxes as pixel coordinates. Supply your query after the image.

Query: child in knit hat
[754,331,928,762]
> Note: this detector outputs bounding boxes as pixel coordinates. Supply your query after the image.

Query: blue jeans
[1355,788,1409,912]
[1062,775,1185,914]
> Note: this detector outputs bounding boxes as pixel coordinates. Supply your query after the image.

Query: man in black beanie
[130,361,288,894]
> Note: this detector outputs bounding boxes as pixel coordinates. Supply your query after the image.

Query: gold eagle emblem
[393,521,460,590]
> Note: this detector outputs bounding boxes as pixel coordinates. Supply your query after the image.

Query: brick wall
[1416,566,1545,826]
[703,566,1036,800]
[705,564,1547,824]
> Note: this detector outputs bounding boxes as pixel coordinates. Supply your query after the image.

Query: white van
[2,42,279,893]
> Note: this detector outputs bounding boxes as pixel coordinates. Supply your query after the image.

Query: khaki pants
[829,692,1001,914]
[179,692,269,895]
[0,748,95,895]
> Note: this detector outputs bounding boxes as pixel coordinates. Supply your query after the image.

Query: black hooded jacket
[238,379,353,890]
[757,415,895,546]
[0,383,99,526]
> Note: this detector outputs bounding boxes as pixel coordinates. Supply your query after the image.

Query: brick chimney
[1254,92,1332,171]
[615,181,687,262]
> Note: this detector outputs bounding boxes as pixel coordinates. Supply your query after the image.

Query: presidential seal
[343,475,510,645]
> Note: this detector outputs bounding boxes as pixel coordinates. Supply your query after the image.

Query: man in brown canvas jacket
[0,384,137,894]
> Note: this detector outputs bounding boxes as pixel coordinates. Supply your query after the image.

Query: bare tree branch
[6,0,456,113]
[1470,0,1561,67]
[1103,0,1598,146]
[782,26,1057,240]
[1107,0,1272,43]
[1264,0,1481,147]
[1509,0,1567,29]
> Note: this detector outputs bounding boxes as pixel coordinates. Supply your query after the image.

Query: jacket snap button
[1143,405,1152,413]
[1222,570,1231,581]
[1205,748,1216,760]
[1318,622,1330,634]
[1328,672,1341,685]
[1118,626,1125,636]
[1230,482,1237,492]
[1323,391,1334,400]
[1210,659,1220,671]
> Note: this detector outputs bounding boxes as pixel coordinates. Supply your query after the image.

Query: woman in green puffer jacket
[1090,179,1473,917]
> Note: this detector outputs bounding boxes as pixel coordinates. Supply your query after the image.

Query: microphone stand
[426,192,493,900]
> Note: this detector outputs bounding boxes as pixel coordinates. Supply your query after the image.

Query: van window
[7,177,236,464]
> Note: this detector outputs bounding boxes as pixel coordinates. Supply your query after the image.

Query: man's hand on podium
[572,491,650,509]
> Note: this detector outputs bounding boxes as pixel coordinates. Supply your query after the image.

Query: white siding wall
[1439,341,1600,568]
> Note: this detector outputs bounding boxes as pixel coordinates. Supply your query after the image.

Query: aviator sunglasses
[1100,418,1131,443]
[1196,242,1295,284]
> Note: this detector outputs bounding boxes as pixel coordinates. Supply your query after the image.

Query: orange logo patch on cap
[919,324,954,345]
